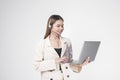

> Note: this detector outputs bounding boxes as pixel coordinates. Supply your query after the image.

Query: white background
[0,0,120,80]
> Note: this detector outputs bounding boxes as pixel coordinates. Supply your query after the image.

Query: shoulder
[61,36,72,44]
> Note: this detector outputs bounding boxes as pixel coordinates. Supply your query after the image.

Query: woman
[33,14,89,80]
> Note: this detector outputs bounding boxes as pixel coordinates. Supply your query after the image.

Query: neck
[49,32,60,40]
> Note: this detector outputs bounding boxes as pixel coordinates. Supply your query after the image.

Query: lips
[58,31,63,34]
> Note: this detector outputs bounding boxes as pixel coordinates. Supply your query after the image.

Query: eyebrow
[57,24,64,25]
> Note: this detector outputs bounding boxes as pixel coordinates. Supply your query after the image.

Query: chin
[58,33,62,35]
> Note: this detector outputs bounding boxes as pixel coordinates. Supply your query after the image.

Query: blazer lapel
[45,36,67,58]
[61,37,67,57]
[45,37,59,57]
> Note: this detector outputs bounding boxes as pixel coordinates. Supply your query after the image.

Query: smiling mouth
[57,29,63,33]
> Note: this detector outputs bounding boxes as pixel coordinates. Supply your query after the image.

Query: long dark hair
[44,15,64,39]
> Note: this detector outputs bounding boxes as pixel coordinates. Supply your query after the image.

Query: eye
[57,25,60,27]
[56,24,64,28]
[61,24,64,28]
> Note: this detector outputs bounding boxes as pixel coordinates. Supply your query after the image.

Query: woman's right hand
[55,57,68,64]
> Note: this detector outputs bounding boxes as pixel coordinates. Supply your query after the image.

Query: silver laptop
[71,41,101,64]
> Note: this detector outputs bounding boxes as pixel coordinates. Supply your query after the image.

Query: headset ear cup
[48,19,51,28]
[48,25,51,28]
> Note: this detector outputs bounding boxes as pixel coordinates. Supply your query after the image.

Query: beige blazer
[33,36,81,80]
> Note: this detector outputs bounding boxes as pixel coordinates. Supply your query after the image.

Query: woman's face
[51,19,64,35]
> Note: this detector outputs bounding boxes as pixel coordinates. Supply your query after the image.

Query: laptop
[71,41,101,64]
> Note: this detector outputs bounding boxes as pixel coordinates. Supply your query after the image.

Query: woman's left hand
[70,57,90,73]
[81,57,90,66]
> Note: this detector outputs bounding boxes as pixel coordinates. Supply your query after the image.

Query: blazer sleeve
[67,39,73,62]
[33,40,56,72]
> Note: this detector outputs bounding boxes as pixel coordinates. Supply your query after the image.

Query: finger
[61,57,66,60]
[87,57,90,61]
